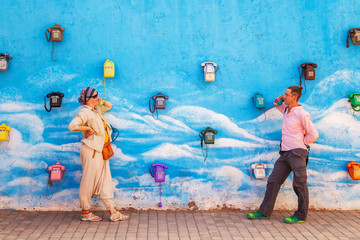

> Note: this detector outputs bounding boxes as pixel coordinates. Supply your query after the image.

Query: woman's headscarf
[78,87,96,105]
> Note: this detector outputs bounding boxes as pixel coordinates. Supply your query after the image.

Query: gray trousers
[258,148,309,220]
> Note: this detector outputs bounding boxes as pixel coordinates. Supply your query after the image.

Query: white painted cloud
[307,69,360,109]
[141,143,197,160]
[169,105,271,143]
[1,113,44,144]
[0,101,43,112]
[316,111,360,148]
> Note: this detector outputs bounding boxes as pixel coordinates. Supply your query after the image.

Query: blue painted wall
[1,0,360,210]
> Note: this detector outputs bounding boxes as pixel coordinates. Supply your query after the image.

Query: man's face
[283,89,297,105]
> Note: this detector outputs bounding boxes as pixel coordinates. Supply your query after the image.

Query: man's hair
[287,86,303,101]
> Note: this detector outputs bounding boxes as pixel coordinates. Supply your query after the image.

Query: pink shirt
[274,101,319,151]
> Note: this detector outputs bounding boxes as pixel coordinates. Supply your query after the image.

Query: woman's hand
[85,128,97,138]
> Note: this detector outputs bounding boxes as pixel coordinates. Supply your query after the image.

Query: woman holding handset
[68,87,129,222]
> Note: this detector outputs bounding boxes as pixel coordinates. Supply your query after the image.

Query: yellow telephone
[101,60,115,114]
[0,123,11,149]
[104,60,115,78]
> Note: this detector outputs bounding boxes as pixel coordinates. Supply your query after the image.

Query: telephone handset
[149,163,168,207]
[46,162,66,200]
[346,161,360,186]
[45,24,65,61]
[349,93,360,112]
[249,163,268,180]
[45,24,65,43]
[0,123,11,149]
[347,28,360,48]
[0,53,13,71]
[149,93,169,120]
[44,92,64,112]
[199,127,218,161]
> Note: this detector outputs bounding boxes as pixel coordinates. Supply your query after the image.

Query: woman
[68,87,129,222]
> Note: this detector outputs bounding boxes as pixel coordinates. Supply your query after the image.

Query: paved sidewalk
[0,210,360,240]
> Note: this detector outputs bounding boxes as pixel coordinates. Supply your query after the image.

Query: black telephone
[0,53,13,71]
[149,92,169,120]
[199,127,218,162]
[347,28,360,48]
[44,92,64,112]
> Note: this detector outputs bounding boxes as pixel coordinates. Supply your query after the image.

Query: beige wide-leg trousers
[79,144,115,211]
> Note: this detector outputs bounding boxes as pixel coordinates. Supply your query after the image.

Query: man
[247,86,319,224]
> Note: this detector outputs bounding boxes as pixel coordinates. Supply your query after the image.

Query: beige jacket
[68,105,113,152]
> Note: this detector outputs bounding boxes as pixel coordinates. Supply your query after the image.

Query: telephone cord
[346,169,356,187]
[249,167,254,180]
[44,96,52,112]
[201,143,208,162]
[51,42,57,62]
[199,72,209,90]
[256,110,266,123]
[0,135,10,149]
[298,67,307,95]
[159,183,162,206]
[45,169,54,200]
[346,31,350,48]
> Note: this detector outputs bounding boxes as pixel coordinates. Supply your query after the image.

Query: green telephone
[349,93,360,111]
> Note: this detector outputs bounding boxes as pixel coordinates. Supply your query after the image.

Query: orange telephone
[346,161,360,186]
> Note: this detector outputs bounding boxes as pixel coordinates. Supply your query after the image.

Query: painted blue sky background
[1,0,360,210]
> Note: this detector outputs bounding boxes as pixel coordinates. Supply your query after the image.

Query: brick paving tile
[0,210,360,239]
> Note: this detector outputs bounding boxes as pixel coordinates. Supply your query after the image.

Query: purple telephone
[149,163,168,182]
[149,163,168,207]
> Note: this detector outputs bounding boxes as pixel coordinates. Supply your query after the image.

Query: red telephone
[48,162,66,181]
[346,161,360,186]
[300,63,317,80]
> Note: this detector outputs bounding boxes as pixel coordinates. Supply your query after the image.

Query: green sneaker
[246,211,268,219]
[283,215,305,224]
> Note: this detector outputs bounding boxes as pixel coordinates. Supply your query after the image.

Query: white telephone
[250,163,268,180]
[201,62,218,82]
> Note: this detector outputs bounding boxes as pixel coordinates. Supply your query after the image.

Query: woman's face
[86,91,100,105]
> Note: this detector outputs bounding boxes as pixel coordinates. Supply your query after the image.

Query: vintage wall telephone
[347,28,360,48]
[252,93,266,110]
[346,161,360,186]
[0,123,11,149]
[199,127,218,161]
[149,92,169,120]
[44,92,64,112]
[348,93,360,112]
[45,24,65,61]
[0,54,12,71]
[101,59,115,114]
[46,162,66,200]
[149,163,168,207]
[298,63,317,95]
[200,62,219,89]
[249,163,268,180]
[104,59,115,78]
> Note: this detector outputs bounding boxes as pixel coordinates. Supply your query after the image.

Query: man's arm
[302,113,319,145]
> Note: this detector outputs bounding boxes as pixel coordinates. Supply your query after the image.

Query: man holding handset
[247,86,319,223]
